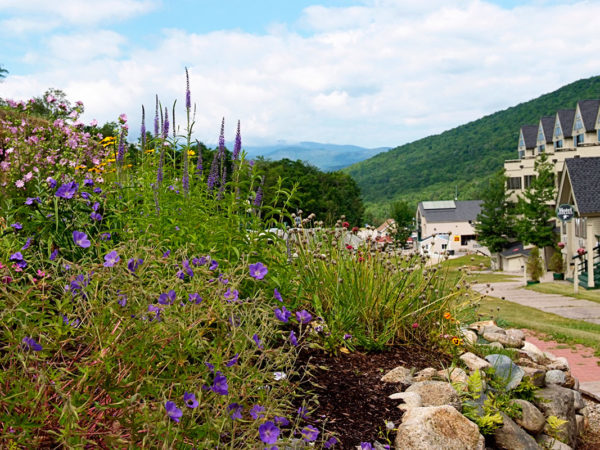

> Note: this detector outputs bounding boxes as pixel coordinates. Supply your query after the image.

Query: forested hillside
[344,75,600,222]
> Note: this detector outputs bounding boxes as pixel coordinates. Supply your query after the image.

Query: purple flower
[165,401,183,422]
[25,197,41,205]
[225,353,239,367]
[209,259,218,270]
[224,288,239,302]
[188,293,202,304]
[101,232,111,241]
[55,181,78,199]
[289,330,298,346]
[50,249,58,260]
[183,392,198,409]
[158,290,176,305]
[205,361,215,373]
[148,304,161,321]
[324,437,339,448]
[274,306,291,323]
[22,336,43,351]
[93,187,102,194]
[80,191,90,200]
[252,333,263,349]
[72,231,91,248]
[185,67,191,110]
[21,237,32,251]
[274,416,290,426]
[212,371,228,395]
[228,403,243,420]
[249,262,268,280]
[92,202,100,211]
[297,406,309,419]
[360,443,373,450]
[254,185,263,207]
[127,258,143,273]
[233,120,241,161]
[103,250,120,267]
[90,212,102,221]
[84,178,94,187]
[11,222,22,230]
[118,294,127,307]
[47,177,57,188]
[250,404,265,420]
[295,310,312,324]
[192,256,206,266]
[301,425,319,442]
[274,288,283,302]
[163,250,171,258]
[195,144,203,178]
[343,333,353,340]
[163,108,169,139]
[154,95,159,137]
[259,421,280,445]
[181,259,194,278]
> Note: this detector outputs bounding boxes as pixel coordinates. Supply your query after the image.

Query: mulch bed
[294,344,451,448]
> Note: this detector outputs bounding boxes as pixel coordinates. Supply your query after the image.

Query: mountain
[343,75,600,221]
[244,141,389,171]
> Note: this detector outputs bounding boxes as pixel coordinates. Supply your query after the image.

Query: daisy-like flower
[249,262,268,280]
[103,250,120,267]
[259,421,280,445]
[183,392,198,409]
[301,425,319,442]
[72,231,91,248]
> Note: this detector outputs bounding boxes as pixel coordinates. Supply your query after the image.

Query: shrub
[526,246,544,282]
[548,250,565,274]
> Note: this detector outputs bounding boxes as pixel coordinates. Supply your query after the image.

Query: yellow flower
[75,165,87,170]
[145,148,155,154]
[452,337,463,346]
[188,150,196,156]
[107,158,116,163]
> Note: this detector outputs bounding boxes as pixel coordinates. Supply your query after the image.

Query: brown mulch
[294,344,451,448]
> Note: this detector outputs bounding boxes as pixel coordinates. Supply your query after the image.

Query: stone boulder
[534,386,577,447]
[413,367,437,382]
[485,354,524,390]
[389,391,423,411]
[395,405,485,450]
[460,352,491,371]
[406,381,461,411]
[493,412,540,450]
[545,370,566,386]
[511,399,546,434]
[536,434,573,450]
[521,366,546,387]
[381,365,413,386]
[437,367,469,385]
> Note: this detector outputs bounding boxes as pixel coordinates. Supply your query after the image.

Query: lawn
[526,281,600,305]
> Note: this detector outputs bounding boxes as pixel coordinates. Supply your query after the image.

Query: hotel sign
[556,204,574,222]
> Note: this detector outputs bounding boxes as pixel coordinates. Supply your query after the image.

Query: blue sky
[1,0,599,147]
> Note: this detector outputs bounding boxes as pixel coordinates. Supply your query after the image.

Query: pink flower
[412,323,419,329]
[37,270,46,278]
[12,264,23,272]
[119,113,128,123]
[23,171,33,182]
[15,180,25,188]
[90,119,98,127]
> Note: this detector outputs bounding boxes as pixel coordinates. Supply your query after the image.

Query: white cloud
[2,0,600,148]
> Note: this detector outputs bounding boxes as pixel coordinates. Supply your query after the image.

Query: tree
[389,200,414,245]
[474,169,515,253]
[515,153,556,248]
[0,65,7,81]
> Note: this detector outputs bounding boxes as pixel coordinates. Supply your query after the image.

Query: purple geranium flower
[84,178,94,187]
[183,392,198,409]
[274,306,291,323]
[165,401,183,422]
[24,197,41,205]
[208,259,218,270]
[205,361,215,373]
[250,404,265,420]
[11,222,22,230]
[47,177,57,188]
[90,212,102,221]
[50,249,58,260]
[259,421,280,445]
[324,437,339,448]
[228,403,243,420]
[21,238,32,251]
[212,371,228,395]
[224,288,239,302]
[249,262,268,280]
[274,416,290,426]
[181,259,194,278]
[163,250,171,258]
[148,304,161,321]
[127,258,143,273]
[72,231,91,248]
[118,294,127,307]
[55,181,78,199]
[289,330,298,346]
[252,333,263,349]
[192,256,207,266]
[295,310,312,324]
[188,293,202,304]
[360,443,374,450]
[22,336,43,352]
[225,353,239,367]
[158,290,176,305]
[301,425,319,442]
[101,232,111,241]
[103,250,120,267]
[274,288,283,302]
[93,187,102,194]
[80,191,90,200]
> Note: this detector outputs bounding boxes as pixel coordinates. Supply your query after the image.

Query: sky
[2,0,600,148]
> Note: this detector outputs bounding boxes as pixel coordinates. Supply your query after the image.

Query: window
[537,125,544,143]
[554,121,562,138]
[518,150,525,159]
[538,144,545,153]
[507,177,522,190]
[575,134,584,146]
[524,175,536,188]
[575,217,587,238]
[518,134,525,148]
[555,139,563,149]
[598,129,600,143]
[575,113,583,131]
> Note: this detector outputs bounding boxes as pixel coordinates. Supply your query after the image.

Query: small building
[499,242,531,272]
[556,157,600,288]
[416,200,484,254]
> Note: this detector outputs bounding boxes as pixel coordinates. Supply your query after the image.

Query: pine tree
[474,169,515,253]
[515,153,556,248]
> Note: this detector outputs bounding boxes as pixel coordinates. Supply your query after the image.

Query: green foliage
[466,370,484,399]
[344,75,600,222]
[0,64,7,80]
[546,415,568,443]
[474,170,516,253]
[526,246,545,282]
[511,376,540,403]
[549,250,565,274]
[516,153,556,248]
[389,200,414,244]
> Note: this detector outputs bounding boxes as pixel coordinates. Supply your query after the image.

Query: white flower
[273,371,287,381]
[385,420,395,430]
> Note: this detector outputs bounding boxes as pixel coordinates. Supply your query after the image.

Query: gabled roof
[500,242,531,259]
[577,99,600,131]
[564,157,600,215]
[539,116,554,144]
[519,125,538,149]
[417,200,483,223]
[556,109,575,138]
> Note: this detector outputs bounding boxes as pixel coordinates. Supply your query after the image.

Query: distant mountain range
[343,75,600,220]
[243,141,390,171]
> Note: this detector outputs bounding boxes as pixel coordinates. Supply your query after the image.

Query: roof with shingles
[500,242,531,258]
[556,109,575,138]
[577,99,600,131]
[565,157,600,214]
[539,116,554,143]
[417,200,483,223]
[520,125,538,148]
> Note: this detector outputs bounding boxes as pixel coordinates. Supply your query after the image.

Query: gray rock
[462,329,478,345]
[482,324,507,335]
[488,342,504,350]
[483,331,524,348]
[389,391,423,411]
[545,370,567,386]
[381,365,413,385]
[468,320,496,334]
[521,366,546,387]
[405,381,461,411]
[493,412,540,449]
[395,405,485,450]
[576,414,585,435]
[485,354,525,390]
[534,386,577,447]
[506,328,526,341]
[437,367,469,385]
[511,399,546,434]
[562,372,576,389]
[536,434,573,450]
[547,357,570,371]
[573,391,585,411]
[460,352,491,371]
[413,367,438,382]
[521,341,547,363]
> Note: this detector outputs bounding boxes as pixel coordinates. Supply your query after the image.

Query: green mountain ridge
[344,75,600,222]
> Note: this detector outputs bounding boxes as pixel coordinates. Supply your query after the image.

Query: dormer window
[518,134,525,148]
[537,125,544,143]
[574,112,583,131]
[554,121,562,138]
